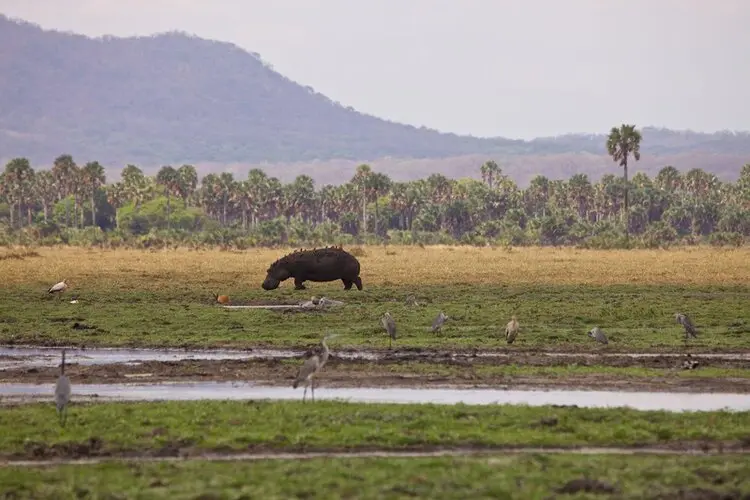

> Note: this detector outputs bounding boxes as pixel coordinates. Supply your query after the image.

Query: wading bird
[292,333,340,402]
[48,279,68,295]
[381,312,397,348]
[55,349,72,426]
[588,326,609,345]
[674,313,699,344]
[505,316,520,344]
[431,311,448,333]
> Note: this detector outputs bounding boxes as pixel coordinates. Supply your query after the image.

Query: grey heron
[292,333,339,402]
[674,313,699,344]
[54,349,72,426]
[431,311,448,333]
[505,316,520,344]
[381,312,397,348]
[588,326,609,345]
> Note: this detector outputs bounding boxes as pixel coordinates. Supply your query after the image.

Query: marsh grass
[1,454,749,499]
[0,246,748,350]
[2,401,750,460]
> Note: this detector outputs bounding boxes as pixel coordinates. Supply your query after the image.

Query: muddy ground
[5,439,750,463]
[2,353,749,393]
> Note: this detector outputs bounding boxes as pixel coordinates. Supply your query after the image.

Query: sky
[1,0,748,140]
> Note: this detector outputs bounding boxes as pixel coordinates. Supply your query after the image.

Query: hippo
[261,246,363,291]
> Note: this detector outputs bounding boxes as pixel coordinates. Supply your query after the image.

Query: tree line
[1,125,749,249]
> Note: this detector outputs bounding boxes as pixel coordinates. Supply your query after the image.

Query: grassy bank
[0,246,748,351]
[2,454,750,499]
[2,401,750,460]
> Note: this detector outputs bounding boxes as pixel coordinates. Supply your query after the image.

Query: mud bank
[3,444,750,468]
[2,357,749,394]
[2,345,749,370]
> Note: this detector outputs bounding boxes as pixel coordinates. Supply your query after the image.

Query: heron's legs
[311,378,315,402]
[302,385,308,402]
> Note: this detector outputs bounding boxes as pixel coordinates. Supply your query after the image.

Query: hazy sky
[1,0,749,139]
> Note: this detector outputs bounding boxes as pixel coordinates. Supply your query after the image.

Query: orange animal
[214,294,230,305]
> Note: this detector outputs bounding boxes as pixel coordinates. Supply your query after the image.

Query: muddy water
[2,345,749,371]
[2,381,749,411]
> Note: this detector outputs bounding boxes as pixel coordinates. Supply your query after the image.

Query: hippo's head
[261,263,291,290]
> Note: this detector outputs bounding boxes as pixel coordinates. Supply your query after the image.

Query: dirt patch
[3,441,750,464]
[2,356,749,393]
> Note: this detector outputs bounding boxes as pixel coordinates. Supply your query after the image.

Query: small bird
[505,316,520,344]
[588,326,609,345]
[48,279,68,294]
[55,349,72,427]
[214,294,230,305]
[293,333,339,402]
[675,313,699,344]
[405,294,419,307]
[431,311,448,333]
[381,312,397,348]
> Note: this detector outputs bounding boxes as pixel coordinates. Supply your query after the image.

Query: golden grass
[1,245,749,288]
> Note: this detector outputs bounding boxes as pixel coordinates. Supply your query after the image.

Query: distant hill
[1,14,749,183]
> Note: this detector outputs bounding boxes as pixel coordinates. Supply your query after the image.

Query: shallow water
[1,345,748,370]
[1,381,749,411]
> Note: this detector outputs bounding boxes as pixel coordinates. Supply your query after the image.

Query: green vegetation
[2,141,750,249]
[2,454,750,499]
[355,360,750,381]
[2,401,749,460]
[2,279,748,350]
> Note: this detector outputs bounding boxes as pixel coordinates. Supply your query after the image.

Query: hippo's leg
[294,278,307,290]
[354,277,363,291]
[342,279,353,290]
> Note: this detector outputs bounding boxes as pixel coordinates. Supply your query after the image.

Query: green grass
[340,359,750,380]
[2,454,750,499]
[1,283,749,351]
[2,401,750,460]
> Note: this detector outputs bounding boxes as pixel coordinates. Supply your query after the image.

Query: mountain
[1,14,749,184]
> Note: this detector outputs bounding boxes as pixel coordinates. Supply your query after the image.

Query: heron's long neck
[320,340,330,363]
[61,352,66,375]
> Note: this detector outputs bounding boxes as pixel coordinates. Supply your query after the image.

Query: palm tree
[351,164,373,237]
[81,161,106,227]
[3,158,35,227]
[51,154,77,227]
[121,164,148,208]
[480,160,502,189]
[606,124,642,235]
[34,170,57,224]
[156,165,180,230]
[177,164,198,207]
[106,182,126,228]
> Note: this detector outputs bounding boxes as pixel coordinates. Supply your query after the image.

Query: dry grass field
[1,244,749,289]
